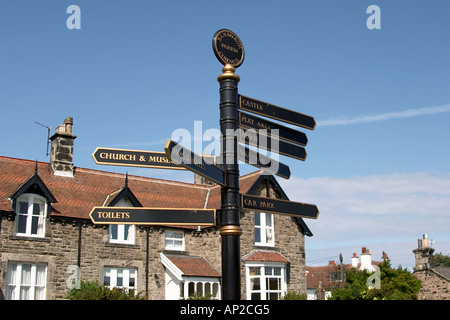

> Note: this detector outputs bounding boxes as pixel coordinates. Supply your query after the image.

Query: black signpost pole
[218,64,242,300]
[213,28,245,300]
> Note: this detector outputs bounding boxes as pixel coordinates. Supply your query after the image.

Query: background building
[413,234,450,300]
[0,117,312,300]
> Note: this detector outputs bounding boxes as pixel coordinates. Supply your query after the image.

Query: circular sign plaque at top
[212,29,245,68]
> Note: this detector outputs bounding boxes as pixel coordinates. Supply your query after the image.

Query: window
[246,264,286,300]
[329,271,345,282]
[165,230,185,251]
[108,196,136,244]
[104,267,137,292]
[180,279,220,299]
[109,224,135,244]
[15,194,47,237]
[6,263,47,300]
[254,212,274,246]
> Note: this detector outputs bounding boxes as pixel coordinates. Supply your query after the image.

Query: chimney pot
[64,117,73,133]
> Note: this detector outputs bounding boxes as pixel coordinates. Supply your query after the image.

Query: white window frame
[109,224,135,244]
[245,262,286,300]
[14,193,47,238]
[254,212,275,246]
[109,197,135,244]
[103,267,137,292]
[164,229,185,251]
[6,263,47,300]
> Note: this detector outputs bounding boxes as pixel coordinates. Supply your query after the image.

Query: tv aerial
[35,121,51,156]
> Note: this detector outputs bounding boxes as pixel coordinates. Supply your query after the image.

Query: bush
[66,279,146,300]
[282,291,307,300]
[186,292,214,300]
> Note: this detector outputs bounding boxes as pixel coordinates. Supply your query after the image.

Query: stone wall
[414,269,450,300]
[0,181,307,300]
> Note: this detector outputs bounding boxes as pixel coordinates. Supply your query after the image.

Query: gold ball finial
[217,64,240,82]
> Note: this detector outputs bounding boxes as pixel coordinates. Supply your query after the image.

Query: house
[306,247,387,300]
[413,234,450,300]
[0,117,313,300]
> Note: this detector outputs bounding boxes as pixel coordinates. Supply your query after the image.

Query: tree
[329,259,421,300]
[433,252,450,267]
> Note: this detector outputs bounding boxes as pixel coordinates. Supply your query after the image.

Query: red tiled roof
[306,260,384,289]
[243,250,289,263]
[0,156,261,223]
[306,265,341,289]
[165,255,221,278]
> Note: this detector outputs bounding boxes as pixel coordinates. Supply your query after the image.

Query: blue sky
[1,1,449,269]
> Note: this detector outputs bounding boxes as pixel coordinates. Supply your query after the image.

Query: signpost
[164,139,225,186]
[213,29,244,301]
[239,95,316,130]
[92,147,183,170]
[237,145,291,180]
[238,128,307,161]
[89,29,319,301]
[90,207,216,226]
[239,111,308,146]
[241,194,319,220]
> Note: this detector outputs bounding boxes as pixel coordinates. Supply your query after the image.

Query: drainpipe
[77,222,82,268]
[146,227,149,299]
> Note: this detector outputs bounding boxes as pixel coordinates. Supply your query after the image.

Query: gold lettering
[97,211,130,219]
[149,156,171,164]
[242,98,264,111]
[257,121,270,130]
[98,152,137,161]
[220,42,238,53]
[241,114,254,126]
[194,163,205,170]
[244,199,257,207]
[259,200,275,209]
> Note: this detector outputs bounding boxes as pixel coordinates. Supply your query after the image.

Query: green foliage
[66,279,146,300]
[282,291,307,300]
[433,252,450,267]
[330,260,421,300]
[186,293,214,300]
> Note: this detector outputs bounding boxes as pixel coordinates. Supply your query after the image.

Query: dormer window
[106,176,141,245]
[14,194,47,237]
[10,163,57,238]
[110,224,135,244]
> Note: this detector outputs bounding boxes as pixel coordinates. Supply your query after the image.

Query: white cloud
[278,172,450,268]
[317,104,450,127]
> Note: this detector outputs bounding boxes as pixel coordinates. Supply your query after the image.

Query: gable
[243,174,313,237]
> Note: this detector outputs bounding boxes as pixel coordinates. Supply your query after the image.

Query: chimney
[194,174,216,186]
[351,253,359,268]
[193,153,216,186]
[328,260,335,265]
[359,247,375,272]
[413,234,435,271]
[382,251,389,260]
[50,117,77,177]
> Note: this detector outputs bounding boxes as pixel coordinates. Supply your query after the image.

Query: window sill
[163,249,188,255]
[253,244,278,250]
[105,242,139,249]
[10,234,50,242]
